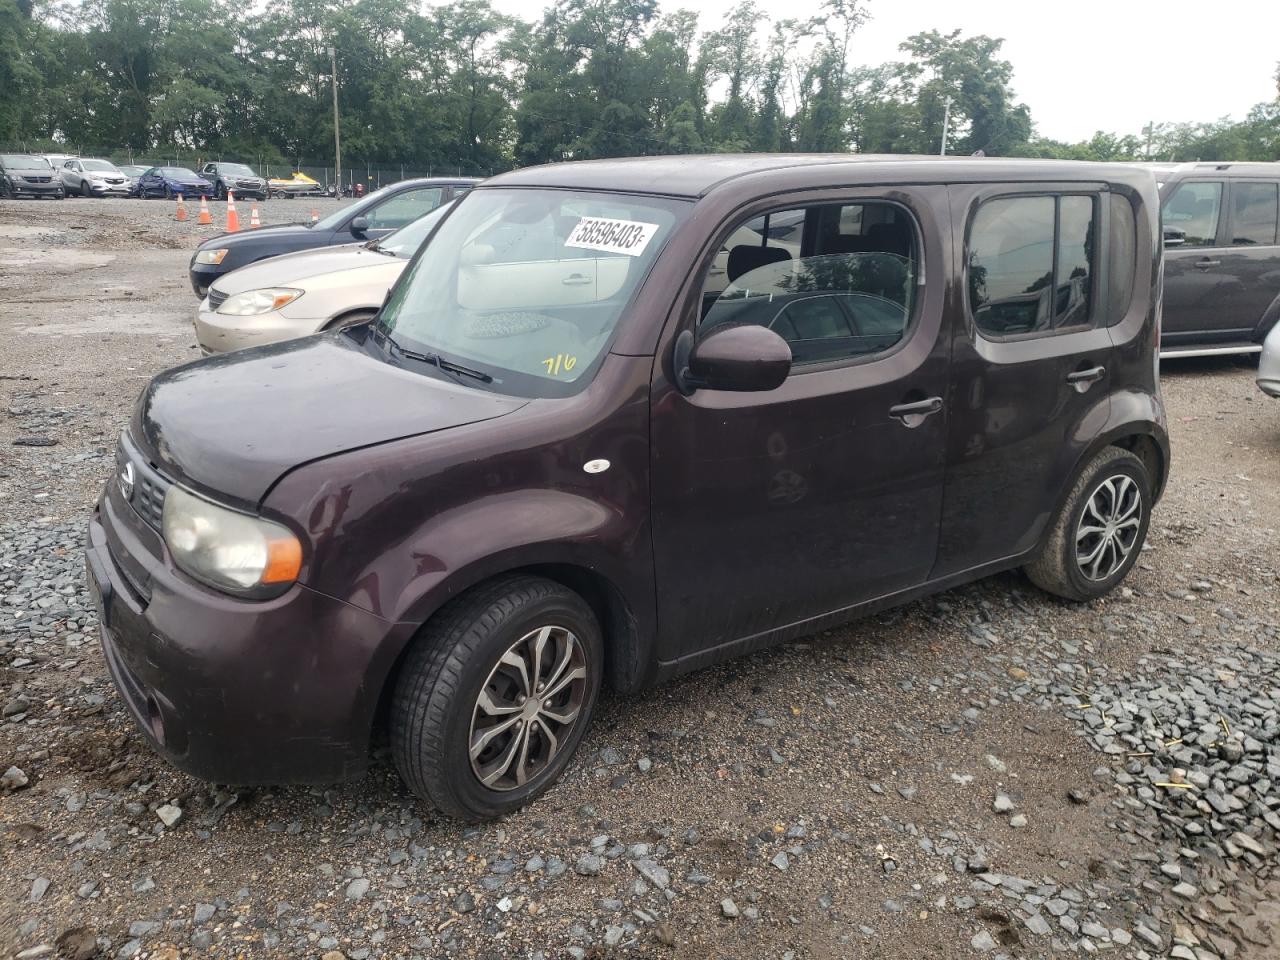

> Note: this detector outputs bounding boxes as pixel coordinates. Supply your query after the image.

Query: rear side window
[1162,181,1222,247]
[1107,193,1136,325]
[968,194,1097,336]
[1229,182,1279,246]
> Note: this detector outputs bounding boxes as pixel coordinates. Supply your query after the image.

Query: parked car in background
[42,153,76,171]
[201,161,268,201]
[0,154,63,199]
[1158,162,1280,358]
[268,171,323,198]
[118,164,148,196]
[195,200,455,353]
[60,157,131,197]
[92,155,1167,819]
[136,166,215,200]
[188,176,476,296]
[1258,321,1280,397]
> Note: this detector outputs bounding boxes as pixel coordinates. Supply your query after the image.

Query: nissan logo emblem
[119,462,135,501]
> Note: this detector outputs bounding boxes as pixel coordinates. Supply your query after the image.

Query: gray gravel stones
[574,854,603,876]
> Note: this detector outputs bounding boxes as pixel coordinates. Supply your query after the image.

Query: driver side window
[699,201,917,367]
[366,187,445,229]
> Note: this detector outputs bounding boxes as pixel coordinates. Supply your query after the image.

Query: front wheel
[1025,446,1151,601]
[390,576,602,820]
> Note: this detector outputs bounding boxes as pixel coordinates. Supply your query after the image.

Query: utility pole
[940,96,951,156]
[1143,121,1153,160]
[329,45,341,195]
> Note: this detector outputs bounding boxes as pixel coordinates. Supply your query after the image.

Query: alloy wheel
[468,624,588,792]
[1075,474,1142,581]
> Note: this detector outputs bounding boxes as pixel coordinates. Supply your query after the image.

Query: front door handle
[888,396,943,427]
[1066,365,1106,385]
[562,274,592,286]
[1194,258,1221,269]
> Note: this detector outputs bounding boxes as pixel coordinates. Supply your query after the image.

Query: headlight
[195,248,229,265]
[216,288,302,316]
[163,485,302,595]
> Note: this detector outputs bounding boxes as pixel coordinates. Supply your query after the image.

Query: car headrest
[727,245,791,284]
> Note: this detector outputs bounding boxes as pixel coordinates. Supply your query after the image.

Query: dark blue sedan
[137,166,215,200]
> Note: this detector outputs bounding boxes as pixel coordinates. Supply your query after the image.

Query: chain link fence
[0,142,507,188]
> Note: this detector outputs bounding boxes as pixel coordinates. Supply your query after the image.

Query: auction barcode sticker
[565,217,660,257]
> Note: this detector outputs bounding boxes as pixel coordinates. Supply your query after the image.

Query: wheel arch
[367,561,652,752]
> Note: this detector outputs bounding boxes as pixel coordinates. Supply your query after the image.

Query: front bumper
[87,181,131,197]
[189,262,229,297]
[86,480,405,785]
[195,302,322,353]
[7,179,62,196]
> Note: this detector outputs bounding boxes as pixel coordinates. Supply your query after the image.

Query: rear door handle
[888,396,943,426]
[1066,365,1106,385]
[562,274,592,286]
[1194,259,1221,269]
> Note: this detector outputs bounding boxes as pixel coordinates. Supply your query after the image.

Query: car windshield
[161,167,198,178]
[376,188,688,398]
[220,164,256,176]
[373,201,455,258]
[2,155,50,170]
[82,159,118,172]
[119,165,146,176]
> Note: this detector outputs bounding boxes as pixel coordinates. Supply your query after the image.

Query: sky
[487,0,1280,143]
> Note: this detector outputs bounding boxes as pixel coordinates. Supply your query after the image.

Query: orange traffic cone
[249,203,261,229]
[225,190,240,233]
[310,208,318,224]
[175,194,187,221]
[197,195,213,225]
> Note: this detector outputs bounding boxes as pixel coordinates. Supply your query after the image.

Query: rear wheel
[390,576,602,820]
[1025,446,1151,601]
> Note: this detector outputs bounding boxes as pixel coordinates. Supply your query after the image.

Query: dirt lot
[1,197,1279,960]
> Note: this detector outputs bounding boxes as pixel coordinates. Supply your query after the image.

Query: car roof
[1150,161,1280,180]
[483,154,1156,198]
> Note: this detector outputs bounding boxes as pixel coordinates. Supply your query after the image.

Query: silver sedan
[1258,321,1280,398]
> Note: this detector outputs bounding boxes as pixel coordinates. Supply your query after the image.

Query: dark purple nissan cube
[87,155,1169,820]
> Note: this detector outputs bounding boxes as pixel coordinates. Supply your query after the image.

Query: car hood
[211,244,399,295]
[197,222,317,251]
[131,334,527,506]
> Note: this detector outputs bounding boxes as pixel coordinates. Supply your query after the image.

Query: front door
[1162,178,1236,345]
[935,185,1113,575]
[650,188,952,665]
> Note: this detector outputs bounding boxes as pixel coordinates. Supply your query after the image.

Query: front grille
[23,176,51,183]
[116,436,172,532]
[207,288,229,311]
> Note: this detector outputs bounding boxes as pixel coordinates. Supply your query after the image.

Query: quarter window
[1162,181,1223,247]
[1107,193,1136,325]
[1229,182,1279,246]
[699,201,917,367]
[968,194,1099,336]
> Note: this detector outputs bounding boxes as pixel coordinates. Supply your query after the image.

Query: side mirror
[673,326,791,395]
[349,215,370,236]
[1163,226,1186,247]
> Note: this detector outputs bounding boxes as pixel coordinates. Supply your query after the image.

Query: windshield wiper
[384,335,493,383]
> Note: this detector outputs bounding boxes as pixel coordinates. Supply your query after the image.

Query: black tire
[1025,446,1151,601]
[164,184,173,200]
[390,576,603,820]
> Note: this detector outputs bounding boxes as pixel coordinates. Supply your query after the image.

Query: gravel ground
[1,197,1279,960]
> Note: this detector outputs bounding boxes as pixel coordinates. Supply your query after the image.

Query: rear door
[1161,178,1234,345]
[936,185,1112,576]
[1218,179,1280,340]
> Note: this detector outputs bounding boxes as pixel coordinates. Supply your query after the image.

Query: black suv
[1156,162,1280,358]
[200,161,268,201]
